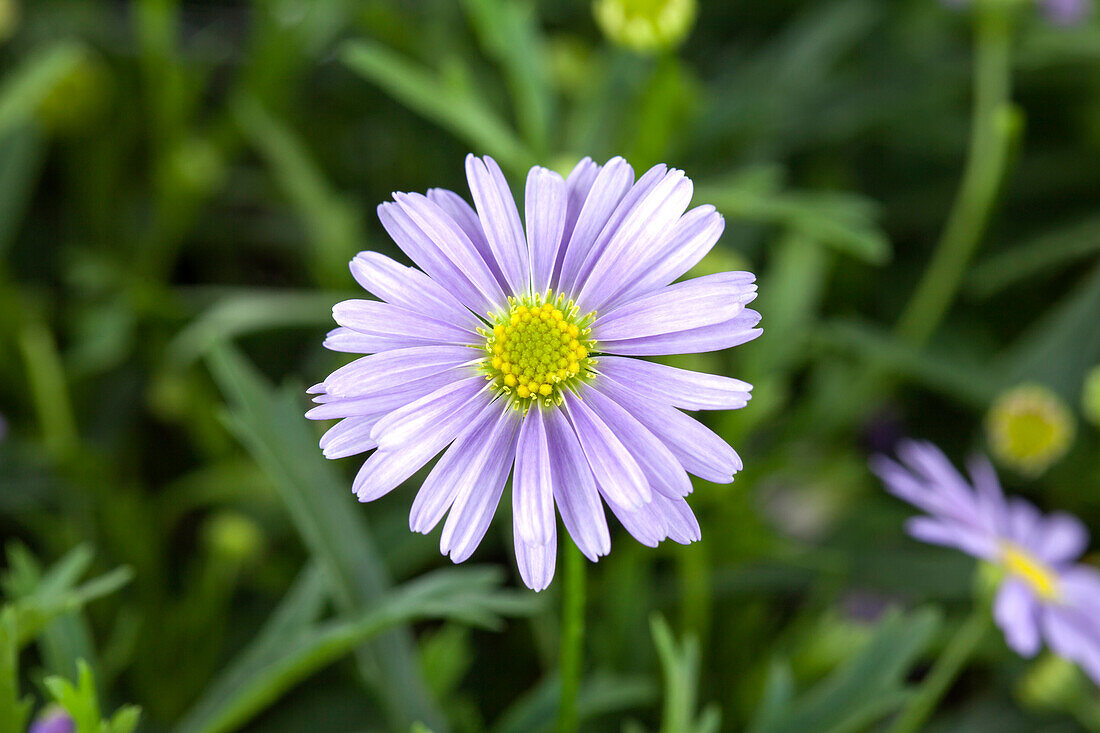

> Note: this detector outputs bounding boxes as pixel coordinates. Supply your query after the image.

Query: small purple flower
[29,708,75,733]
[1041,0,1091,24]
[309,155,760,590]
[872,440,1100,684]
[941,0,1091,24]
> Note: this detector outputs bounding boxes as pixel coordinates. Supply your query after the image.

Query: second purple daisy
[873,440,1100,684]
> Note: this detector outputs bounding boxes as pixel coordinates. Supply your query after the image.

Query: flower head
[872,440,1100,684]
[309,155,760,590]
[593,0,697,53]
[986,383,1075,477]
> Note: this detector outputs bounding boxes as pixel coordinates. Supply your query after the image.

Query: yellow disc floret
[1001,543,1060,601]
[481,293,596,408]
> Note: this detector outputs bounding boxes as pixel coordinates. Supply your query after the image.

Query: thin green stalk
[895,1,1016,345]
[887,607,992,733]
[557,544,586,733]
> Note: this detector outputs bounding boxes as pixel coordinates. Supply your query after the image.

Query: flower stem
[887,607,992,733]
[557,544,586,733]
[895,1,1017,345]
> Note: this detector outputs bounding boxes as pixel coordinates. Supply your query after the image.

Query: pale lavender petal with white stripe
[872,439,1100,684]
[309,155,760,591]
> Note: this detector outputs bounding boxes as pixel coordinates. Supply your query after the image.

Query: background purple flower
[941,0,1091,24]
[873,440,1100,684]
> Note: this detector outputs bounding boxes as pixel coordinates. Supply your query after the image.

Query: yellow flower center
[1001,543,1060,601]
[482,294,596,407]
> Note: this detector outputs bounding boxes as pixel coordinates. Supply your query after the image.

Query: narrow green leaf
[747,661,795,733]
[751,608,941,733]
[206,342,447,731]
[1000,261,1100,397]
[461,0,553,155]
[818,319,1000,407]
[340,40,535,174]
[968,216,1100,297]
[696,181,891,265]
[491,672,656,733]
[0,125,45,259]
[0,608,32,733]
[167,289,345,368]
[44,660,101,733]
[178,563,328,733]
[231,94,363,288]
[178,567,527,733]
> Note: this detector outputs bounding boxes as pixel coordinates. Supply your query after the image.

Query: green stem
[895,1,1017,345]
[887,607,992,733]
[557,544,586,733]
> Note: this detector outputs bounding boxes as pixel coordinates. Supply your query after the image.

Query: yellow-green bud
[1017,653,1087,712]
[593,0,697,53]
[985,383,1075,477]
[1082,366,1100,427]
[202,511,264,564]
[163,136,226,198]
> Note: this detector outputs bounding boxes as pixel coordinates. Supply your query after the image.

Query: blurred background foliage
[1,0,1099,730]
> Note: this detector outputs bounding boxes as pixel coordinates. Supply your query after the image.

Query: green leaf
[1000,262,1100,397]
[461,0,553,155]
[650,614,719,733]
[818,319,1000,407]
[340,40,535,174]
[749,608,941,733]
[206,342,446,731]
[178,563,329,733]
[967,215,1100,298]
[695,175,890,265]
[0,125,45,260]
[0,42,86,138]
[166,289,345,368]
[231,94,364,288]
[43,660,101,732]
[747,660,795,733]
[107,706,142,733]
[2,544,133,652]
[177,567,530,733]
[491,672,656,733]
[0,608,33,733]
[43,660,141,733]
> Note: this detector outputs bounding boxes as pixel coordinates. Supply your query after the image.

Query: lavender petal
[596,356,752,412]
[465,154,530,295]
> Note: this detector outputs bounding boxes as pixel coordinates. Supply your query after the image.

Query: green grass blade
[340,40,535,174]
[205,342,448,732]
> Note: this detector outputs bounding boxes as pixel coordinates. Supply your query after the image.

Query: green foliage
[650,615,720,733]
[43,661,141,733]
[748,608,941,733]
[3,0,1100,730]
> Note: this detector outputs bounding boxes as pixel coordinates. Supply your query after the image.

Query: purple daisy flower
[308,154,760,591]
[872,440,1100,684]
